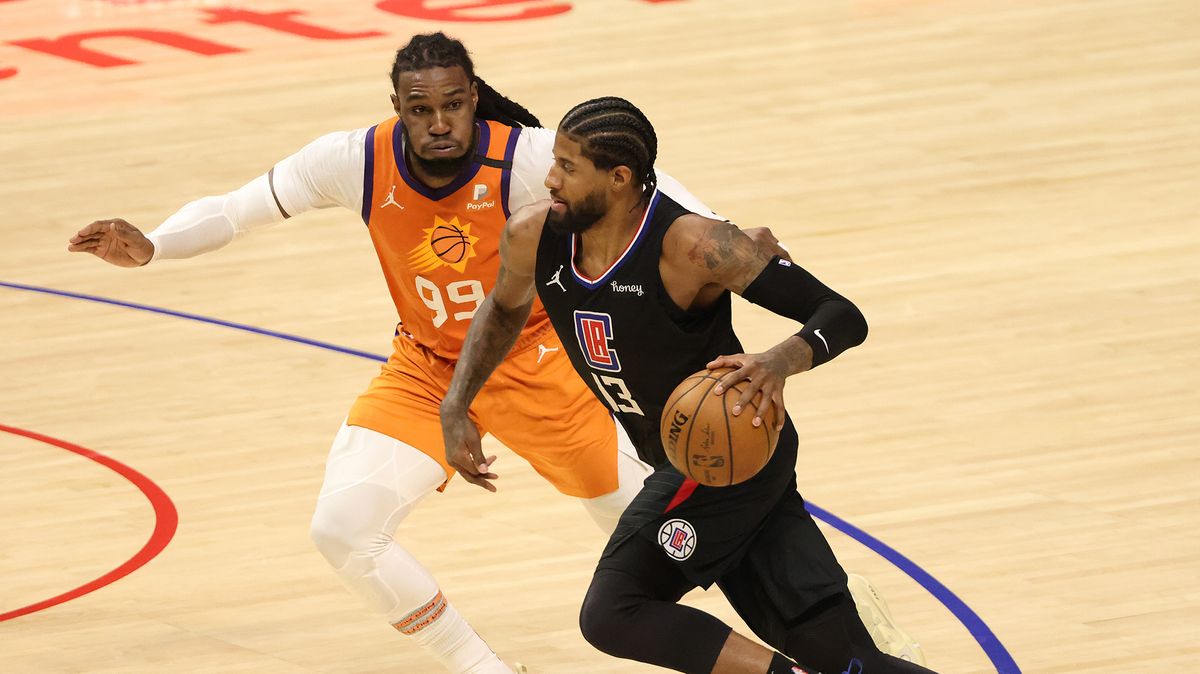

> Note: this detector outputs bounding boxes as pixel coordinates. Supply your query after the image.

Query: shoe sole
[847,574,926,665]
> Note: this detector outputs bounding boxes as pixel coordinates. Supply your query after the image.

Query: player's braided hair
[390,32,541,128]
[558,96,658,197]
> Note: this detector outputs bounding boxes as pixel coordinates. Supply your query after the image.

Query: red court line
[0,423,178,622]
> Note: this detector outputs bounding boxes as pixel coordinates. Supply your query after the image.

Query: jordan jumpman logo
[546,265,566,292]
[380,185,404,210]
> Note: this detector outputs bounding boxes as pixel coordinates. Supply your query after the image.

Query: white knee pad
[309,424,447,621]
[580,420,653,535]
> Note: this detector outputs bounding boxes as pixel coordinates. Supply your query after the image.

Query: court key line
[0,423,178,623]
[0,280,1020,673]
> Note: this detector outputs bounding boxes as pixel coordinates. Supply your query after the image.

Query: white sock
[395,593,513,674]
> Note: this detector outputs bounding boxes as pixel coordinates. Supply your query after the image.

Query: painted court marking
[0,280,1020,672]
[0,423,178,623]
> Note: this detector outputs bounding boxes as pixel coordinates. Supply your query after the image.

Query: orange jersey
[362,117,549,358]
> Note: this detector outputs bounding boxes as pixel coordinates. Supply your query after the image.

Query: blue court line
[0,281,387,363]
[807,504,1020,673]
[3,279,1020,673]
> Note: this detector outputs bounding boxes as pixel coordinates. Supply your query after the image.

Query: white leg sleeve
[310,424,512,674]
[579,420,653,535]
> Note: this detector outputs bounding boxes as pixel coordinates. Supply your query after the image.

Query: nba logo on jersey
[658,519,696,560]
[574,310,621,372]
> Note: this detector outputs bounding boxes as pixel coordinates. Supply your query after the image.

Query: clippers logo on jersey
[658,519,697,560]
[408,215,480,274]
[574,311,621,372]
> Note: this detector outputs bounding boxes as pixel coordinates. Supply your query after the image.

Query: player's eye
[447,100,462,110]
[410,106,427,114]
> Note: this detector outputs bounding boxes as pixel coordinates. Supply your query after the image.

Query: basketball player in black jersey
[441,97,937,674]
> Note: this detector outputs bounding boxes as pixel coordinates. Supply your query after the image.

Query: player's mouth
[426,142,461,155]
[549,196,568,214]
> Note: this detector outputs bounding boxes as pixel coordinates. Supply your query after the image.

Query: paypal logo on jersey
[574,310,621,372]
[468,183,496,211]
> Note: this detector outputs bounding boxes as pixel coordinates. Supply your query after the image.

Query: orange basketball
[659,366,780,487]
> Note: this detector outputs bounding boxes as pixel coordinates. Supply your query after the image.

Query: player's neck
[577,194,648,270]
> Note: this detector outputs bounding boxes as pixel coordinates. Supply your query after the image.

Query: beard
[546,188,608,234]
[402,126,474,180]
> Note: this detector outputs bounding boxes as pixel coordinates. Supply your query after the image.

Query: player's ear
[610,165,633,192]
[390,93,401,116]
[470,80,479,108]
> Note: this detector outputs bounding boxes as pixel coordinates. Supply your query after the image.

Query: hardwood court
[2,0,1197,672]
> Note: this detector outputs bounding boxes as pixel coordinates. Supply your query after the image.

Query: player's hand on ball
[440,410,499,492]
[67,218,154,267]
[707,352,788,431]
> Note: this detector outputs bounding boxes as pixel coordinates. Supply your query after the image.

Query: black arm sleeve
[739,256,868,367]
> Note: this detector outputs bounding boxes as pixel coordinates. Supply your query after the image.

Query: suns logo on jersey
[574,310,621,372]
[408,215,480,274]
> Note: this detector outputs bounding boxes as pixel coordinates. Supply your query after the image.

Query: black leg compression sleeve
[580,537,732,674]
[784,594,938,674]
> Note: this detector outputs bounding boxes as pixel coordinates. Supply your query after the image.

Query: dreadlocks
[558,97,658,198]
[390,32,540,128]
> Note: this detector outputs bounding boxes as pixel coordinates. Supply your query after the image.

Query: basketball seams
[661,367,776,487]
[680,378,719,484]
[660,374,713,478]
[661,373,711,419]
[719,380,735,486]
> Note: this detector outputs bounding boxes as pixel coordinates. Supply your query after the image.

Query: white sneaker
[846,574,926,665]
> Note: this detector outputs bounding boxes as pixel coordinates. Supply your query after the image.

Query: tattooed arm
[661,216,866,429]
[440,201,548,491]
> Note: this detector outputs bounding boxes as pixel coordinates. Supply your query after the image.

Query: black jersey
[537,190,819,588]
[535,190,746,468]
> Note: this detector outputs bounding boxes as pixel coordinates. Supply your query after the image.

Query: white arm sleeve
[505,127,555,212]
[505,126,721,219]
[147,129,367,261]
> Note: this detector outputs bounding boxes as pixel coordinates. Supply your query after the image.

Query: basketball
[659,366,781,487]
[431,224,469,263]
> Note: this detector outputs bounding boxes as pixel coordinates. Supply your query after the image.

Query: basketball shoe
[847,574,926,665]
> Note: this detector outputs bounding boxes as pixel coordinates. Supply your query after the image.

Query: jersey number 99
[415,276,485,328]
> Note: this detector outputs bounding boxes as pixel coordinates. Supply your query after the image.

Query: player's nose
[429,111,451,135]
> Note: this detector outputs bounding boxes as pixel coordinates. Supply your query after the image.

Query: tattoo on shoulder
[686,221,766,278]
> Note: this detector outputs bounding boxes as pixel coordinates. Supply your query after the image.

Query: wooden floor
[2,0,1198,672]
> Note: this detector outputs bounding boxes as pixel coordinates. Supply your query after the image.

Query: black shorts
[597,416,847,624]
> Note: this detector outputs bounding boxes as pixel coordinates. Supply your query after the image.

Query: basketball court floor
[2,0,1197,671]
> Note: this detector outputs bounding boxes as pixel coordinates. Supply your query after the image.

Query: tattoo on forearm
[448,295,531,408]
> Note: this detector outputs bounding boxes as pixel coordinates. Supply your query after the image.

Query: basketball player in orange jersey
[441,96,936,674]
[63,32,766,674]
[68,33,919,674]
